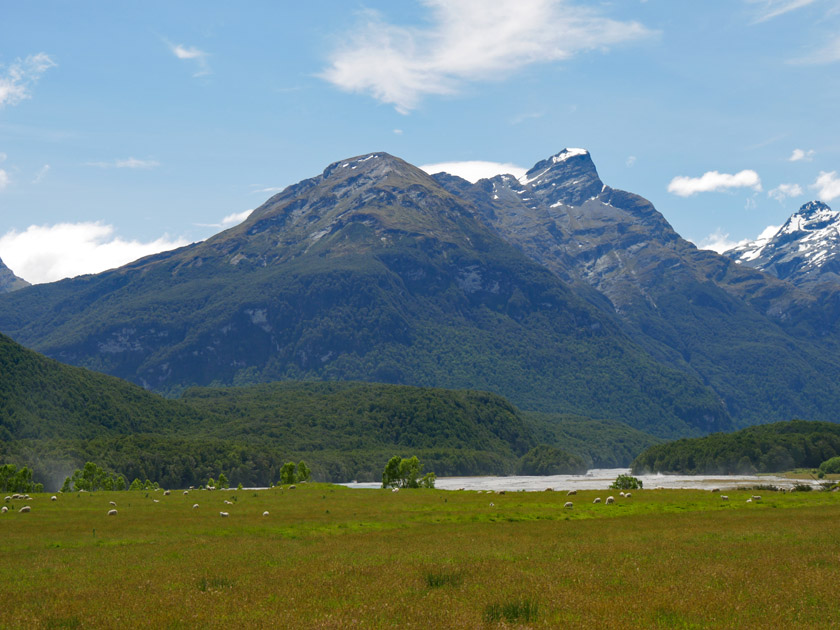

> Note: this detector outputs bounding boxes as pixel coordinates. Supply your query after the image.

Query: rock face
[0,258,29,294]
[725,201,840,288]
[0,152,732,437]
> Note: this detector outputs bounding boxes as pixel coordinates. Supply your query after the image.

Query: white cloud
[696,229,745,254]
[195,209,253,229]
[168,42,211,77]
[321,0,654,113]
[789,148,815,161]
[768,183,804,201]
[32,164,50,184]
[747,0,819,22]
[420,160,527,182]
[0,169,9,191]
[393,128,403,135]
[0,222,191,284]
[791,36,840,65]
[668,170,763,197]
[813,171,840,201]
[0,53,56,108]
[87,157,160,169]
[625,155,637,167]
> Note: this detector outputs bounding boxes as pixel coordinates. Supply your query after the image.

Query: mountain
[0,152,731,438]
[433,149,840,427]
[724,201,840,289]
[0,257,29,293]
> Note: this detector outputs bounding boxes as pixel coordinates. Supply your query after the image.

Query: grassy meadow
[1,484,839,629]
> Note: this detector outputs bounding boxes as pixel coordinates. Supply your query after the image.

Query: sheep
[625,493,632,498]
[51,496,57,501]
[711,488,720,493]
[107,509,117,516]
[183,490,189,495]
[746,498,752,503]
[3,496,9,502]
[606,496,615,504]
[224,500,233,505]
[163,490,171,496]
[721,495,729,500]
[19,506,30,513]
[219,511,229,517]
[567,490,577,496]
[109,501,117,506]
[262,511,270,517]
[289,485,296,490]
[153,499,159,503]
[564,501,573,509]
[498,490,506,495]
[192,504,199,509]
[752,495,762,501]
[619,492,625,498]
[391,488,399,493]
[489,502,494,507]
[1,506,7,513]
[593,497,601,504]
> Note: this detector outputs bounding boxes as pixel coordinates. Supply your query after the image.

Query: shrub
[382,455,435,489]
[819,456,840,475]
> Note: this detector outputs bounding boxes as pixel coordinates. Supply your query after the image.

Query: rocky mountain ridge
[0,257,29,294]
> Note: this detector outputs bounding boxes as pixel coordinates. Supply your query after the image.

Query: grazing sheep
[262,511,269,517]
[564,501,573,509]
[567,490,577,496]
[107,509,117,516]
[153,499,159,503]
[721,495,729,500]
[625,493,632,498]
[289,485,296,490]
[752,495,762,501]
[619,492,625,498]
[606,496,615,504]
[544,488,554,492]
[391,488,399,493]
[711,488,720,493]
[498,491,506,495]
[51,496,57,501]
[746,498,752,503]
[192,504,199,509]
[593,497,601,504]
[183,490,189,495]
[219,511,229,517]
[1,506,7,513]
[163,490,170,496]
[489,502,494,507]
[4,496,9,502]
[19,506,30,513]
[224,500,233,505]
[109,501,117,506]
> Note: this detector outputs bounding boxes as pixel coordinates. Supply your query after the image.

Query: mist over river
[343,468,824,492]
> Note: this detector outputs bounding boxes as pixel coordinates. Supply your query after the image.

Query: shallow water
[343,468,824,492]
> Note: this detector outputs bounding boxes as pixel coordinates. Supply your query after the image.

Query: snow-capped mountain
[725,201,840,287]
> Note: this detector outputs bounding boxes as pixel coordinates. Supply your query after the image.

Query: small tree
[280,462,297,485]
[420,472,436,488]
[610,474,643,490]
[382,456,434,489]
[382,456,402,489]
[218,473,229,489]
[207,477,216,489]
[297,461,311,482]
[129,478,143,491]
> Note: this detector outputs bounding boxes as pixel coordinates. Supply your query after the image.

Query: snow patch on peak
[551,148,589,163]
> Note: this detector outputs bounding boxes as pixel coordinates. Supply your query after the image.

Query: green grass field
[1,484,839,629]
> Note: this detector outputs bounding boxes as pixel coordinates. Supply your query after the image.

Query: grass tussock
[484,598,539,623]
[425,568,463,588]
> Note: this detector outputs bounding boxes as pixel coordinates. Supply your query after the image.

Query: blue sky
[1,0,839,283]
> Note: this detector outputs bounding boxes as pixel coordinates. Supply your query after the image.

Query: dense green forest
[631,420,840,474]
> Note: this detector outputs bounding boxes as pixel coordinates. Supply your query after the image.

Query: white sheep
[721,495,729,500]
[746,498,752,503]
[593,497,601,504]
[752,495,762,501]
[224,500,233,505]
[19,506,30,513]
[606,496,615,504]
[1,506,7,513]
[619,492,625,498]
[192,504,200,509]
[625,493,632,498]
[489,502,494,507]
[163,490,170,496]
[153,499,159,503]
[51,496,57,501]
[109,501,117,506]
[711,488,720,493]
[219,511,229,517]
[107,509,117,516]
[391,488,399,493]
[183,490,189,495]
[564,501,573,509]
[3,496,9,502]
[567,490,577,496]
[262,511,269,517]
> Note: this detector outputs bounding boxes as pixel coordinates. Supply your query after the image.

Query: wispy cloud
[510,111,545,125]
[32,164,50,184]
[813,171,840,201]
[0,222,190,284]
[791,36,840,65]
[768,183,803,201]
[789,148,815,161]
[697,228,745,254]
[167,41,211,77]
[321,0,655,113]
[0,53,56,108]
[668,170,763,197]
[195,209,253,229]
[747,0,820,23]
[420,160,527,182]
[86,157,160,169]
[0,169,9,191]
[626,155,637,168]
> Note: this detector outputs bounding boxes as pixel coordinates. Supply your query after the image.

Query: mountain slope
[0,153,731,437]
[433,149,840,427]
[0,257,29,293]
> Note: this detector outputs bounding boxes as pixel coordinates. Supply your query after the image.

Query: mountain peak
[517,147,602,206]
[0,256,30,293]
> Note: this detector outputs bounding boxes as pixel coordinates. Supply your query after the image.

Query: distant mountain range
[2,149,840,439]
[0,257,28,294]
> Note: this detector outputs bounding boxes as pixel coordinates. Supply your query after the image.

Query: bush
[819,456,840,475]
[610,474,643,490]
[382,455,435,489]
